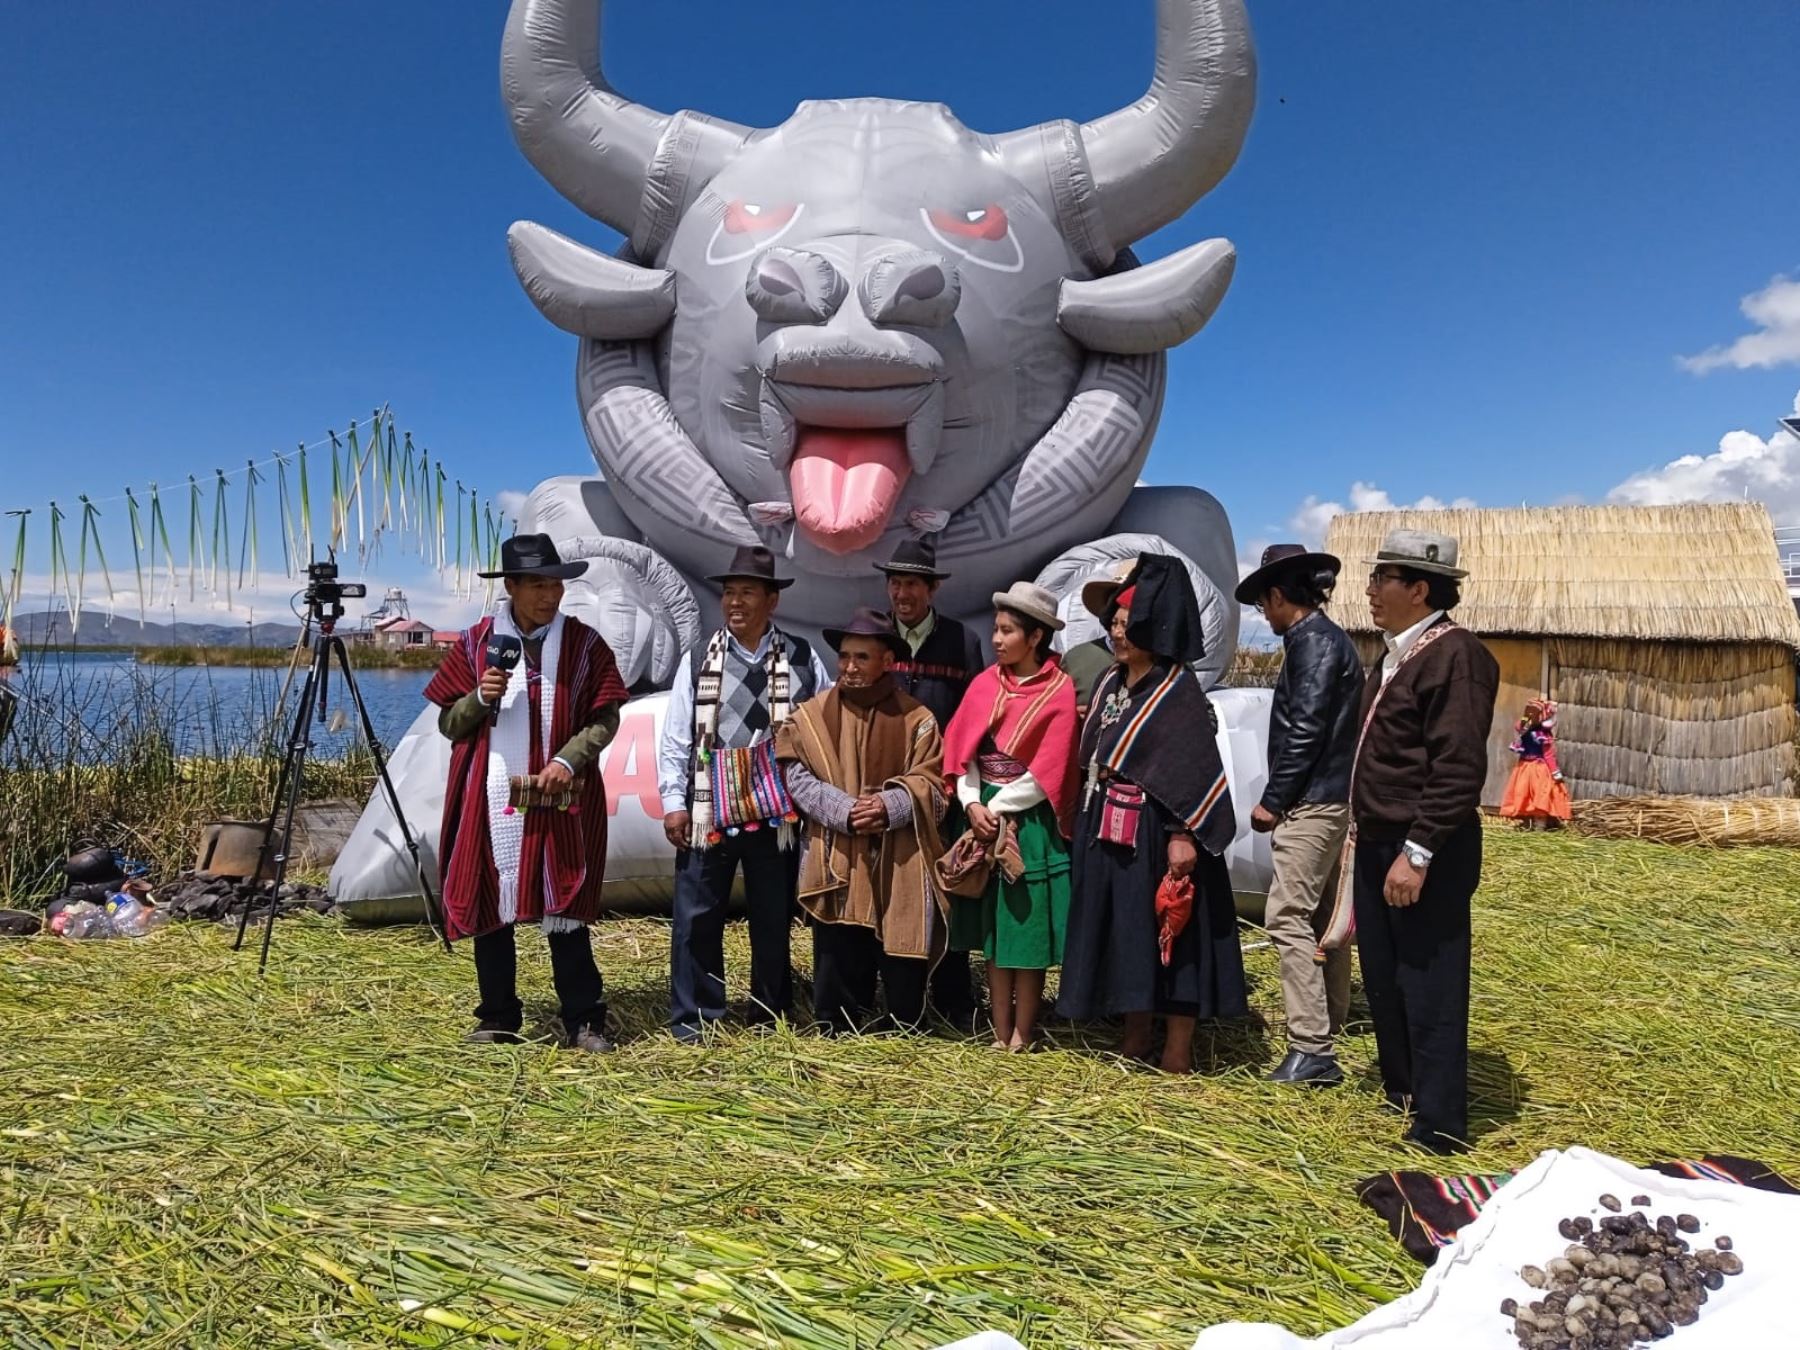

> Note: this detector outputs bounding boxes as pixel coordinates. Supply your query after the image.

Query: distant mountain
[4,610,307,649]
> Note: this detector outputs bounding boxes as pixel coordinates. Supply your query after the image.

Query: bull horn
[501,0,752,243]
[1005,0,1255,254]
[508,222,677,339]
[1057,239,1235,354]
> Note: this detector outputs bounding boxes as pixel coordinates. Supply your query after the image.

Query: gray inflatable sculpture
[331,0,1282,913]
[505,0,1256,687]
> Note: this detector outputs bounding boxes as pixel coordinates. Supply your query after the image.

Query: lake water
[0,650,434,763]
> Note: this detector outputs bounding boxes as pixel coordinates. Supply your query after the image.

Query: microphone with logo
[483,634,523,722]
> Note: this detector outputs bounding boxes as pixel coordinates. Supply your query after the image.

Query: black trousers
[929,952,977,1020]
[1353,821,1479,1152]
[669,830,796,1034]
[472,924,606,1036]
[811,923,931,1034]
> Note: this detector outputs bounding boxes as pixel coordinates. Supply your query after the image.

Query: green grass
[2,828,1797,1348]
[136,645,445,670]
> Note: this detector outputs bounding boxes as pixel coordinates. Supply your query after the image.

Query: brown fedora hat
[1233,543,1341,605]
[706,544,795,590]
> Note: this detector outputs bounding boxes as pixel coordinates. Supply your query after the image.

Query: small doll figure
[1500,697,1570,828]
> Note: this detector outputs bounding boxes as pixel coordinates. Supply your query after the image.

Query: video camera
[303,553,367,624]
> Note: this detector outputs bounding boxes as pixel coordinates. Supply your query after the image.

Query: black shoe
[1266,1049,1344,1087]
[465,1023,524,1045]
[567,1026,617,1054]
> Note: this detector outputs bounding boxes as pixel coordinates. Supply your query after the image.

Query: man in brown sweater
[1353,529,1498,1153]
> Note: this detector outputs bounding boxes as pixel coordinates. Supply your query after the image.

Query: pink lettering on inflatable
[602,713,664,819]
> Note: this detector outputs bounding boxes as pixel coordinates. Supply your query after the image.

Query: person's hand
[537,761,574,794]
[966,802,1000,843]
[1384,853,1425,907]
[1166,832,1198,880]
[849,795,888,834]
[663,810,692,850]
[478,666,510,704]
[1250,804,1280,833]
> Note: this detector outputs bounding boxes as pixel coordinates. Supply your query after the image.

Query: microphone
[483,634,523,721]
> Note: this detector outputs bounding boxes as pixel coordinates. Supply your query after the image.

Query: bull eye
[724,200,799,235]
[707,200,807,266]
[919,203,1024,274]
[926,204,1009,242]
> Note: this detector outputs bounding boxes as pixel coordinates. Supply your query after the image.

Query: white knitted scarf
[484,605,564,926]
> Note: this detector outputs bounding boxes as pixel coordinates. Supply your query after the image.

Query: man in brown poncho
[777,608,949,1034]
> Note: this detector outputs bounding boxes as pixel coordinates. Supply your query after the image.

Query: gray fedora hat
[992,580,1066,632]
[1364,528,1467,579]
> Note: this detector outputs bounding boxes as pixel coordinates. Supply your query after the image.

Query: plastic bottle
[60,901,111,939]
[105,894,152,938]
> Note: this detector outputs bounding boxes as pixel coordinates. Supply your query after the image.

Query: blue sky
[3,0,1799,626]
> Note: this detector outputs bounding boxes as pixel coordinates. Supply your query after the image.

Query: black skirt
[1058,790,1248,1020]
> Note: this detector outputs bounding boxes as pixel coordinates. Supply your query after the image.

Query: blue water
[0,649,434,763]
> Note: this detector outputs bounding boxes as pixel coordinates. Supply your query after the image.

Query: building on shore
[1324,502,1800,802]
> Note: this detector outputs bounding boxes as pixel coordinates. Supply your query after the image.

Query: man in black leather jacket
[1237,545,1365,1086]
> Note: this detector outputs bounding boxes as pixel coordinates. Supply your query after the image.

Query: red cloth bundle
[1155,872,1194,967]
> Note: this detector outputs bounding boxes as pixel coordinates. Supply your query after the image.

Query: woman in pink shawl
[942,581,1079,1051]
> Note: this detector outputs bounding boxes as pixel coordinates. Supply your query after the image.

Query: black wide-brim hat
[477,532,589,580]
[707,544,795,590]
[874,537,951,581]
[1233,543,1342,605]
[823,606,910,659]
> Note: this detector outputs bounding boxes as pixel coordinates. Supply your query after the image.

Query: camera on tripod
[303,553,367,624]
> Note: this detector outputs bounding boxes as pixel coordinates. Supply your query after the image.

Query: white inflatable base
[330,688,1274,910]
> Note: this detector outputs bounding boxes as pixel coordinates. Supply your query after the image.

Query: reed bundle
[4,829,1798,1347]
[1570,795,1800,848]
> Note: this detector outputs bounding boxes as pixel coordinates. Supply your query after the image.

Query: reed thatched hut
[1322,503,1800,803]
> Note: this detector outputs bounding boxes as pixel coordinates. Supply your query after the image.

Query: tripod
[236,577,449,973]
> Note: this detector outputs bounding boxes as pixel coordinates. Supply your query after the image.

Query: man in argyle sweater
[657,546,832,1042]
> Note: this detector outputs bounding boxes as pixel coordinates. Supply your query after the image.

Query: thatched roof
[1322,502,1800,647]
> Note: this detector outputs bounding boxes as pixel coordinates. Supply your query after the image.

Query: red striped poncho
[423,615,628,940]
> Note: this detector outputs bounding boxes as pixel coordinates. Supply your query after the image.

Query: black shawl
[1079,658,1236,857]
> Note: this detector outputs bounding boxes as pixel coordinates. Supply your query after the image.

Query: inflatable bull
[331,0,1279,910]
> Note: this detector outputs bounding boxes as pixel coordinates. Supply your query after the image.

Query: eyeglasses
[1367,569,1406,588]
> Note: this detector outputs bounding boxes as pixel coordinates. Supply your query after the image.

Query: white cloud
[1680,274,1800,374]
[1282,482,1478,549]
[1607,389,1800,517]
[495,488,530,522]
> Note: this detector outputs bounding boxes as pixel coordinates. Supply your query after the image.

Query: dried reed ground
[4,828,1798,1348]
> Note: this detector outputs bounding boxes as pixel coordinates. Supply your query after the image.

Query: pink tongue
[789,428,912,556]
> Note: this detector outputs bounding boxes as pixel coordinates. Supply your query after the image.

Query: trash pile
[30,841,335,941]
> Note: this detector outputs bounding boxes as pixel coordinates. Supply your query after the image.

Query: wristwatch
[1402,841,1432,870]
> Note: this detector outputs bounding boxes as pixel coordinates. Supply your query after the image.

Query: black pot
[63,846,125,887]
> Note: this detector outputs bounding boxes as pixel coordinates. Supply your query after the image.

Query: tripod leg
[256,640,326,974]
[238,648,319,954]
[331,637,453,953]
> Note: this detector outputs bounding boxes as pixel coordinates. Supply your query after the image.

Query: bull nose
[860,250,961,328]
[744,247,848,325]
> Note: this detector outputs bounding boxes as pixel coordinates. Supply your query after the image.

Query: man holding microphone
[426,534,629,1051]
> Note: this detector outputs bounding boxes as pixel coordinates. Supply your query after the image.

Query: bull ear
[508,221,677,340]
[1056,239,1235,355]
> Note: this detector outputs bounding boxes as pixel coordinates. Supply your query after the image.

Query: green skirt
[947,785,1070,970]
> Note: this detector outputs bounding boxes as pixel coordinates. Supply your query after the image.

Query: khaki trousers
[1264,802,1354,1056]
